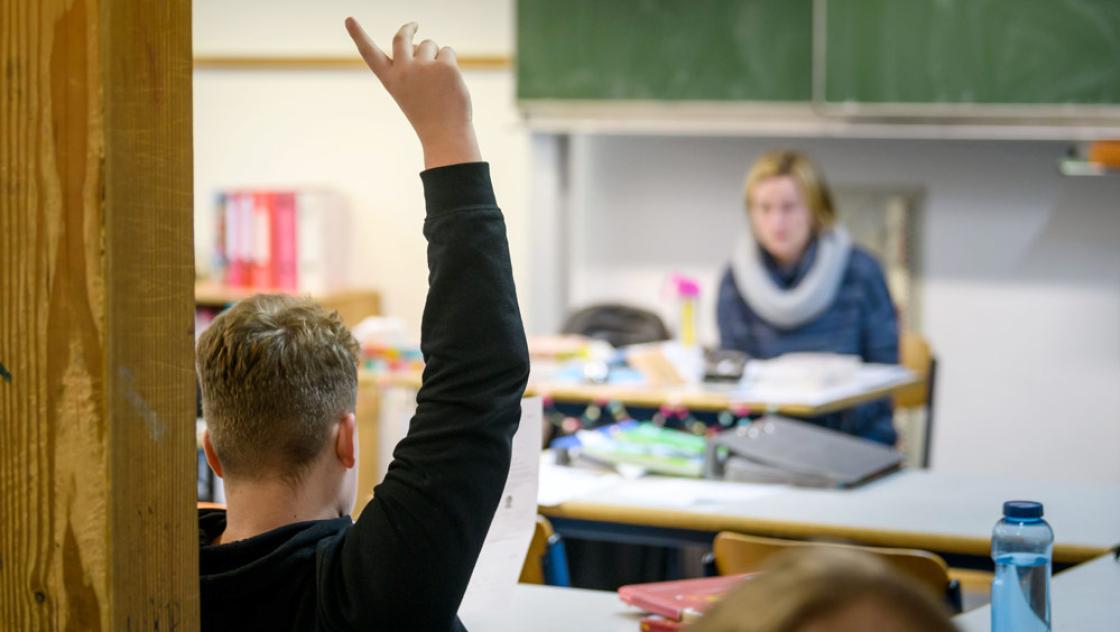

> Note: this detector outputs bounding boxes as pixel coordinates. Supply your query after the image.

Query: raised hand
[345,18,482,169]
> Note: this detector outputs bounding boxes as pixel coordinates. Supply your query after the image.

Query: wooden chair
[896,330,938,468]
[519,515,571,587]
[710,531,962,613]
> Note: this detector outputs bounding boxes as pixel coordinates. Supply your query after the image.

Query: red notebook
[619,574,755,622]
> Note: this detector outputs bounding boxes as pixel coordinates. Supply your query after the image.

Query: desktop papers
[536,457,624,507]
[459,397,543,615]
[536,456,784,510]
[589,476,784,510]
[737,359,914,407]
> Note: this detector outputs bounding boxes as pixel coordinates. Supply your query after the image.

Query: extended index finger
[345,17,390,78]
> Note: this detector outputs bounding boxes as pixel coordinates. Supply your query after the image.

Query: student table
[460,554,1120,631]
[538,463,1120,567]
[372,362,919,417]
[531,370,914,416]
[459,585,637,632]
[954,553,1120,631]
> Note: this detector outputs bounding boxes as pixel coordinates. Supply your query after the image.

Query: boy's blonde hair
[688,547,956,632]
[744,150,837,233]
[197,294,360,483]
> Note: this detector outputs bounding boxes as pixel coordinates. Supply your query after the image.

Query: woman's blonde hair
[687,547,956,632]
[744,150,837,233]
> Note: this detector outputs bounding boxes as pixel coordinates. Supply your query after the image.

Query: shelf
[195,281,381,327]
[194,280,271,305]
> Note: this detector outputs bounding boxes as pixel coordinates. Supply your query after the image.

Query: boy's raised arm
[345,18,481,170]
[317,20,530,631]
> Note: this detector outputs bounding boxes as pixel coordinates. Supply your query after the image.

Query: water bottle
[991,500,1053,632]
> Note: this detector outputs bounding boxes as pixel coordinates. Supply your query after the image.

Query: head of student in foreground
[197,295,361,528]
[744,150,837,269]
[688,547,957,632]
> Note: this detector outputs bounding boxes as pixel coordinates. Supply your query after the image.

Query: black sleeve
[316,162,530,631]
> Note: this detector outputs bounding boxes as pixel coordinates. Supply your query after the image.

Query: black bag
[561,303,670,348]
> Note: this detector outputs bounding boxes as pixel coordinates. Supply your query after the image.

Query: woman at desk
[717,150,899,445]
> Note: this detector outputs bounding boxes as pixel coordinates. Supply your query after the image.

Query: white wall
[566,135,1120,483]
[194,0,513,57]
[194,1,1120,483]
[193,0,529,340]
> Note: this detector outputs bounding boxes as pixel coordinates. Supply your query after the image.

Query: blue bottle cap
[1003,500,1044,519]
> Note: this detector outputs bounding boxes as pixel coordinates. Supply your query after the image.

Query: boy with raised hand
[196,19,530,632]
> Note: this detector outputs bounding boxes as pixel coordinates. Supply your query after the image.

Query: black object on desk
[704,416,903,488]
[703,348,748,383]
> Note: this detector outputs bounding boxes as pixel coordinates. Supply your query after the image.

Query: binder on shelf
[250,191,273,289]
[223,191,248,287]
[297,189,349,295]
[211,192,228,281]
[210,186,349,294]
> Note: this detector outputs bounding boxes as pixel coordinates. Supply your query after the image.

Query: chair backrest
[895,330,938,468]
[712,532,952,602]
[895,331,933,409]
[518,516,554,585]
[561,303,671,348]
[518,515,574,587]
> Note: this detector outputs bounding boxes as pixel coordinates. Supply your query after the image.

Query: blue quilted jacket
[716,239,899,445]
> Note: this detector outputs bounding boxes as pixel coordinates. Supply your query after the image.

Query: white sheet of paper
[459,397,543,618]
[536,457,624,507]
[605,476,785,509]
[536,454,783,510]
[736,362,914,407]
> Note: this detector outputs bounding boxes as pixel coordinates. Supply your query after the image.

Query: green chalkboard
[516,0,814,101]
[825,0,1120,105]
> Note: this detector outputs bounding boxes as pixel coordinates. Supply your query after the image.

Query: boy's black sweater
[198,163,530,632]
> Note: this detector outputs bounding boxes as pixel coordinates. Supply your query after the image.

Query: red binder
[271,191,298,291]
[250,191,274,289]
[619,574,754,623]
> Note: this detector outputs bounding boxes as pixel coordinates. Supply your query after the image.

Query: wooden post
[352,375,382,516]
[1,0,198,629]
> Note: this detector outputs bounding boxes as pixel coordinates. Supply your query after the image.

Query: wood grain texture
[351,378,380,516]
[0,0,198,629]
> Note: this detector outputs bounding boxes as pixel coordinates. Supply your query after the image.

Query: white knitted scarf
[730,224,852,330]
